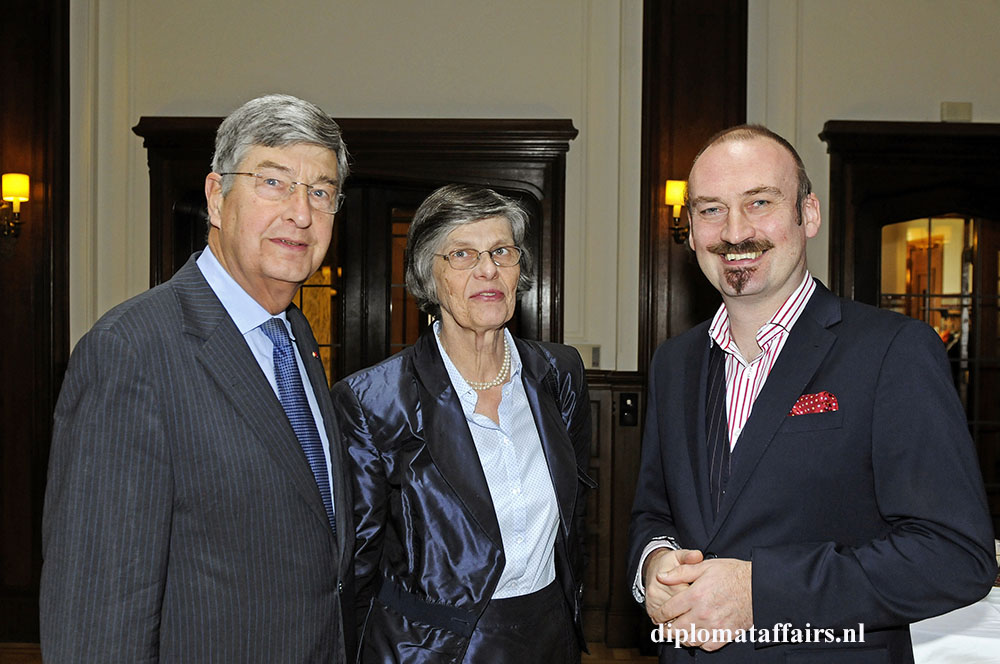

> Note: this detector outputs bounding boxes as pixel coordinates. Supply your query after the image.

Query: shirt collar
[432,320,521,404]
[708,271,816,353]
[196,246,292,338]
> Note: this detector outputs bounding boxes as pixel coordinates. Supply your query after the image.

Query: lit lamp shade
[2,173,30,213]
[664,179,687,217]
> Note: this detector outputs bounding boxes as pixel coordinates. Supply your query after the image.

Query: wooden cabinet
[820,120,1000,537]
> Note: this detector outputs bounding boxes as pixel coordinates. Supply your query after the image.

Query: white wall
[70,0,643,369]
[748,0,1000,286]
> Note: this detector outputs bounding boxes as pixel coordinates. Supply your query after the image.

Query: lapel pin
[312,351,319,359]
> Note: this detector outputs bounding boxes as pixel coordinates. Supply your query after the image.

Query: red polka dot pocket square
[788,391,839,416]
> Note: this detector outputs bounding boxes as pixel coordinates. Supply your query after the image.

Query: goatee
[724,267,755,294]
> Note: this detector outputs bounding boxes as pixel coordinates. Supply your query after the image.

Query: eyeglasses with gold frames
[435,246,522,270]
[220,171,344,214]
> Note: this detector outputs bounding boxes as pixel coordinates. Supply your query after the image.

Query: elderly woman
[331,184,594,663]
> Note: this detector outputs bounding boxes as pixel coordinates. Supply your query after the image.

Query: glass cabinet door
[880,216,1000,504]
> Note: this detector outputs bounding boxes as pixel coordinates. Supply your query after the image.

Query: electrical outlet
[620,392,638,426]
[569,344,601,369]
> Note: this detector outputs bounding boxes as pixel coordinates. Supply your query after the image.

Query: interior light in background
[1,173,30,239]
[664,179,688,244]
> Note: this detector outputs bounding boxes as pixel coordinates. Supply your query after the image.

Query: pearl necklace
[466,337,511,391]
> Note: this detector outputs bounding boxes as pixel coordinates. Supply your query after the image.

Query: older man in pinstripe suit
[40,94,355,663]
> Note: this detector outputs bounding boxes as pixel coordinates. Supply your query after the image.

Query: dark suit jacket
[628,282,997,663]
[40,254,355,663]
[331,331,593,663]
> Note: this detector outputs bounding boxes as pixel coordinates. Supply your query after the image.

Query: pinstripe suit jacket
[40,254,355,663]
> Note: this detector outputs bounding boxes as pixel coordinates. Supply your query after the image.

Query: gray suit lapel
[708,283,841,539]
[411,333,503,548]
[516,340,576,542]
[172,257,336,538]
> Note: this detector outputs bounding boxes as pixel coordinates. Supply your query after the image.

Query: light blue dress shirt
[197,247,334,512]
[433,321,559,598]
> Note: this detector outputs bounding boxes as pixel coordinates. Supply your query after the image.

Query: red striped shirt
[708,272,816,449]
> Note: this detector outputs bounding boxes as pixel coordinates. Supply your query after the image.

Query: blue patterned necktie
[260,317,336,533]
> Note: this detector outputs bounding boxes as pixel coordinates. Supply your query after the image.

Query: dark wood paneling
[0,0,69,643]
[583,388,613,642]
[638,0,747,369]
[582,371,649,648]
[0,643,41,664]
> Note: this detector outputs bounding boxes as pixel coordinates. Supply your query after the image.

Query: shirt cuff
[632,536,681,603]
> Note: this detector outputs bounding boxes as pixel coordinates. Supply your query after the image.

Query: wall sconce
[664,179,688,244]
[1,173,30,238]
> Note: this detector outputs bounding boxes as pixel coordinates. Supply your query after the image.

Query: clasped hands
[643,548,753,652]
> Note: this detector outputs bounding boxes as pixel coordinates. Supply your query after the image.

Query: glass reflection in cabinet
[879,216,1000,429]
[880,217,971,402]
[295,258,340,387]
[390,208,431,354]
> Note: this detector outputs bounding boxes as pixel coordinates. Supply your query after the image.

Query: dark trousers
[464,581,580,663]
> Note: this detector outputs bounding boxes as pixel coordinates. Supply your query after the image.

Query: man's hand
[658,558,752,652]
[643,548,704,623]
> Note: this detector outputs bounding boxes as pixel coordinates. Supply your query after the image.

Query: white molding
[70,0,146,346]
[615,0,642,372]
[565,0,626,369]
[562,2,590,344]
[69,0,98,347]
[747,0,799,139]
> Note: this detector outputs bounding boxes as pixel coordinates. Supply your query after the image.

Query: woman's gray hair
[405,184,535,316]
[212,94,349,196]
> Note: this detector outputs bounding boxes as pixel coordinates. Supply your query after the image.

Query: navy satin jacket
[331,331,593,663]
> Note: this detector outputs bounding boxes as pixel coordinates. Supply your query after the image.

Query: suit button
[338,581,343,594]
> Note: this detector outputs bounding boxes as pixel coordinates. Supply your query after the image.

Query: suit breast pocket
[778,410,843,433]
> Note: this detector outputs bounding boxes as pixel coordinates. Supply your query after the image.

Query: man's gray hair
[405,184,535,317]
[212,94,349,196]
